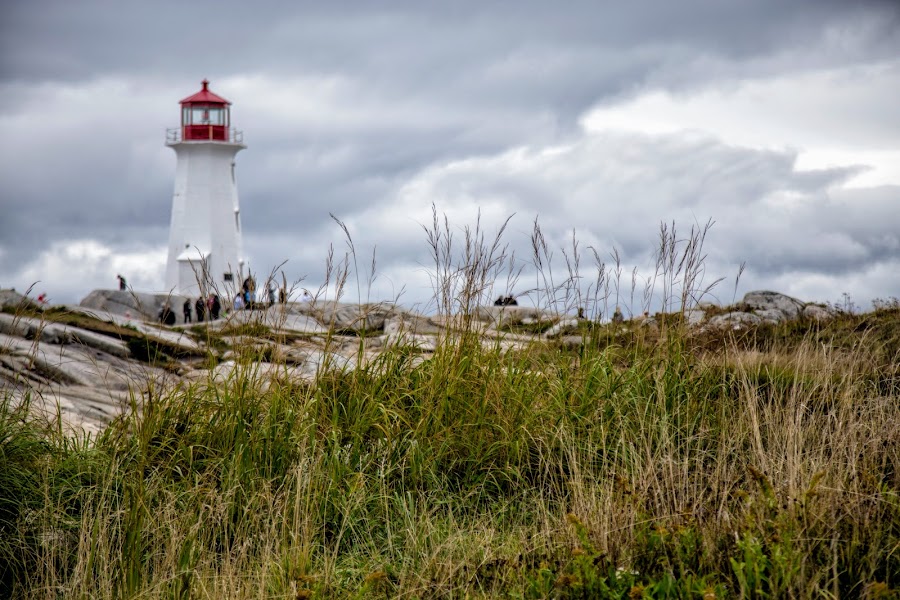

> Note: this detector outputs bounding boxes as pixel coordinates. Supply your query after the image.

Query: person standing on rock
[159,303,176,326]
[242,276,256,306]
[183,298,192,323]
[117,274,127,290]
[612,306,624,325]
[210,295,221,320]
[195,297,205,322]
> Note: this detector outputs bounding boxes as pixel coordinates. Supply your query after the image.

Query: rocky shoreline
[0,288,838,433]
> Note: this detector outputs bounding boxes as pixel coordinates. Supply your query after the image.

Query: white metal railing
[166,128,244,144]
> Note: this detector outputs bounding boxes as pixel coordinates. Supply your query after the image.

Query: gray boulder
[706,312,763,330]
[0,314,76,345]
[753,309,788,325]
[802,304,837,321]
[0,332,158,389]
[0,288,39,312]
[684,308,706,326]
[473,305,554,325]
[281,345,356,378]
[298,301,403,334]
[204,346,357,391]
[64,306,203,355]
[383,315,444,336]
[741,291,804,320]
[79,289,195,324]
[221,305,329,334]
[543,318,580,339]
[383,317,441,351]
[0,313,32,338]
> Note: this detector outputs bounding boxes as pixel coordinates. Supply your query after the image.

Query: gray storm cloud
[1,1,898,308]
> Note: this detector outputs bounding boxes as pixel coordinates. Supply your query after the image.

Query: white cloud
[338,125,900,312]
[14,240,166,304]
[581,60,900,187]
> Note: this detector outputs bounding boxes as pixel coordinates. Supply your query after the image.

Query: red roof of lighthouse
[179,79,231,105]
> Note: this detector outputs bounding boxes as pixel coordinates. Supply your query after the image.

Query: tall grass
[1,214,898,598]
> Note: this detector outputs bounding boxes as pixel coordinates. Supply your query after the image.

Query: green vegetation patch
[217,322,274,338]
[1,309,899,598]
[497,319,557,335]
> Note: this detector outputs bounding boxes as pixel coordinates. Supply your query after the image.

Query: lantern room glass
[182,105,229,127]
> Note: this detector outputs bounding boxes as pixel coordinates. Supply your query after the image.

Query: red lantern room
[179,79,231,141]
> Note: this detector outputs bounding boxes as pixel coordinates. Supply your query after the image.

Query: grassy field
[2,216,899,598]
[2,303,898,599]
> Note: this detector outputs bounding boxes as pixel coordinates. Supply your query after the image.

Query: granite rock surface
[1,288,838,433]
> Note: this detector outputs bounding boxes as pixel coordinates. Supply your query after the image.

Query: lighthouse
[164,79,245,297]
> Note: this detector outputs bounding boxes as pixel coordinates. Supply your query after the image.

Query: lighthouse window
[190,107,225,126]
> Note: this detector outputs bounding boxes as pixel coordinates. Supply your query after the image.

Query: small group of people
[154,273,308,325]
[493,295,518,306]
[161,294,221,325]
[199,294,221,321]
[182,295,221,323]
[236,275,287,309]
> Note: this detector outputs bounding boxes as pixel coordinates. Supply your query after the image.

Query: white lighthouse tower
[165,79,245,297]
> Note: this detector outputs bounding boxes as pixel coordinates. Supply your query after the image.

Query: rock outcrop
[1,287,842,434]
[742,290,805,319]
[474,305,553,326]
[303,301,405,333]
[544,318,580,339]
[704,291,837,330]
[0,289,39,312]
[79,289,192,322]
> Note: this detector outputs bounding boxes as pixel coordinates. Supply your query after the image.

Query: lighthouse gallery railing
[166,128,244,144]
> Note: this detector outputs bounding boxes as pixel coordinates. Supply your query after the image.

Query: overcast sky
[1,1,898,315]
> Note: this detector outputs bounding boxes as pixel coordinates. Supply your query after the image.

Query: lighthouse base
[175,249,210,297]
